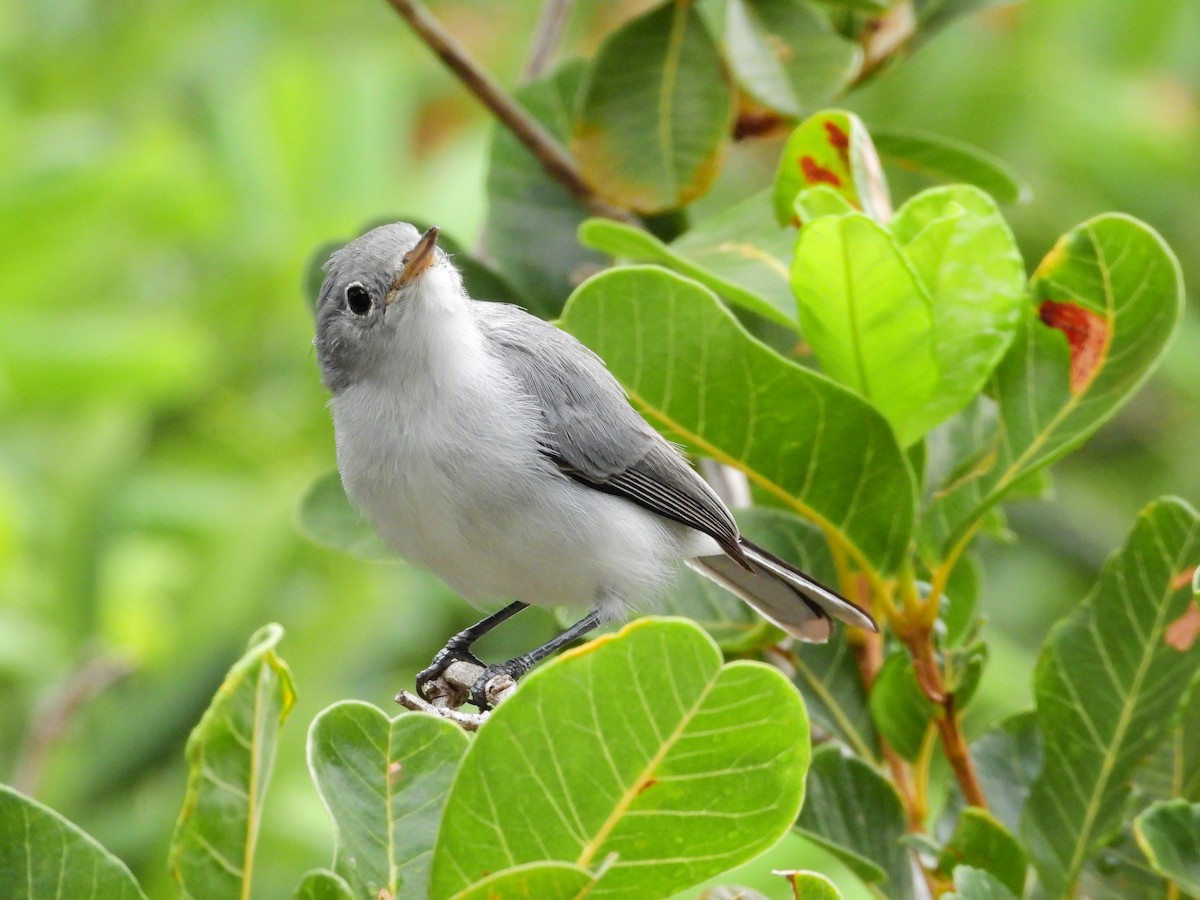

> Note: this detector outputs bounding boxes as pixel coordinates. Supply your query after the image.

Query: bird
[313,222,876,709]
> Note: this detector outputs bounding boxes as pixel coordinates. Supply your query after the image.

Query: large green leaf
[308,701,469,900]
[578,191,799,328]
[868,649,937,759]
[962,712,1042,836]
[1020,498,1200,895]
[937,808,1026,897]
[773,110,890,224]
[0,785,147,900]
[921,214,1184,560]
[483,60,603,318]
[449,862,597,900]
[724,0,861,118]
[791,212,937,446]
[560,266,915,573]
[296,470,391,560]
[430,618,809,900]
[871,126,1031,204]
[572,0,734,213]
[1133,800,1200,895]
[795,745,915,898]
[791,629,877,762]
[170,623,296,899]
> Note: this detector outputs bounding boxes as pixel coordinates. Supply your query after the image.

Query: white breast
[329,286,693,615]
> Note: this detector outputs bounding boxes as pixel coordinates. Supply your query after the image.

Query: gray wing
[477,302,747,565]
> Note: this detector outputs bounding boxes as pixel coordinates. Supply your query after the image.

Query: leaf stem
[521,0,574,84]
[382,0,639,225]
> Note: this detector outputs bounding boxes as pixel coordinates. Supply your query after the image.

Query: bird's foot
[469,660,527,711]
[416,643,485,706]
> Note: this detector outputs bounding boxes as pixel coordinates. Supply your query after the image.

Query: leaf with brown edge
[772,110,890,225]
[920,214,1184,562]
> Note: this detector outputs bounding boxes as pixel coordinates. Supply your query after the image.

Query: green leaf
[791,212,938,446]
[296,471,391,561]
[890,186,1026,428]
[965,711,1042,836]
[430,618,810,900]
[773,110,890,224]
[308,701,469,900]
[944,865,1018,900]
[773,869,844,899]
[921,215,1185,560]
[572,0,734,213]
[579,190,800,329]
[1134,800,1200,895]
[484,60,604,318]
[0,785,148,900]
[724,0,861,118]
[868,650,937,759]
[170,623,296,899]
[796,746,915,897]
[294,869,354,900]
[1020,498,1200,895]
[794,184,855,223]
[560,266,916,573]
[448,862,597,900]
[871,126,1031,204]
[791,629,878,762]
[938,808,1026,897]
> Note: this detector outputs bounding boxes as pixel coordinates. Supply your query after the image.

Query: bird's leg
[469,608,604,710]
[417,601,529,702]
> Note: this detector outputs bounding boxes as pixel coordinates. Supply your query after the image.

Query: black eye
[345,282,372,316]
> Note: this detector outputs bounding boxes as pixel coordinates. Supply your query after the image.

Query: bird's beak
[387,226,440,304]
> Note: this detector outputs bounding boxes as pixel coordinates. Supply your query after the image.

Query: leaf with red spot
[921,214,1183,561]
[772,110,891,225]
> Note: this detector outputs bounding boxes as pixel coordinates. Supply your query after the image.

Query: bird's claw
[416,644,484,703]
[469,663,522,711]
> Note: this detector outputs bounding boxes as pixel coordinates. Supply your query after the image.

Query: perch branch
[382,0,638,225]
[394,657,516,731]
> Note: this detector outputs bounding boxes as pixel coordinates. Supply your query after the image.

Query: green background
[1,0,1197,896]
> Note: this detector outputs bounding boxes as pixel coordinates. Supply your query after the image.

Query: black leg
[416,601,529,700]
[469,608,604,710]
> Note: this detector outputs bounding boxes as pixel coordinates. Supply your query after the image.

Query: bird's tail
[687,539,877,643]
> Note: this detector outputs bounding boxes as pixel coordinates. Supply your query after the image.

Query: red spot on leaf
[636,777,658,796]
[1166,602,1200,652]
[824,120,850,164]
[799,155,842,187]
[1170,566,1197,591]
[1038,300,1111,394]
[387,760,403,785]
[733,109,788,140]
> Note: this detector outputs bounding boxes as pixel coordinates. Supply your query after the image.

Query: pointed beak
[387,226,440,303]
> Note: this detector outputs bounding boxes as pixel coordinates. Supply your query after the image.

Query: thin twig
[521,0,575,84]
[394,656,516,731]
[13,654,135,796]
[383,0,638,225]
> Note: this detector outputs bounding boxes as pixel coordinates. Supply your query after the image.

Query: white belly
[330,371,692,613]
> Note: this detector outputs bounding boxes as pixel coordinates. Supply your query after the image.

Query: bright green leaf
[921,214,1185,561]
[1021,498,1200,895]
[962,712,1042,836]
[170,623,296,899]
[871,126,1031,204]
[724,0,861,118]
[773,110,890,224]
[294,868,354,900]
[794,184,855,222]
[560,266,916,573]
[296,471,392,561]
[0,785,147,900]
[796,745,915,897]
[484,61,603,318]
[449,862,597,900]
[773,869,844,899]
[868,650,937,759]
[1134,800,1200,896]
[431,618,810,900]
[938,808,1026,897]
[791,212,939,445]
[573,0,734,213]
[944,865,1018,900]
[308,701,469,900]
[577,195,799,328]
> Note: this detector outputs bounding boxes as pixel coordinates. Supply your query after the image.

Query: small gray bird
[314,222,876,708]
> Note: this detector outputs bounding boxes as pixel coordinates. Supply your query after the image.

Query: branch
[522,0,574,84]
[383,0,638,225]
[394,656,516,731]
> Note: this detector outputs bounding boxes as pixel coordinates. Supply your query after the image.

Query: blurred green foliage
[0,0,1197,897]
